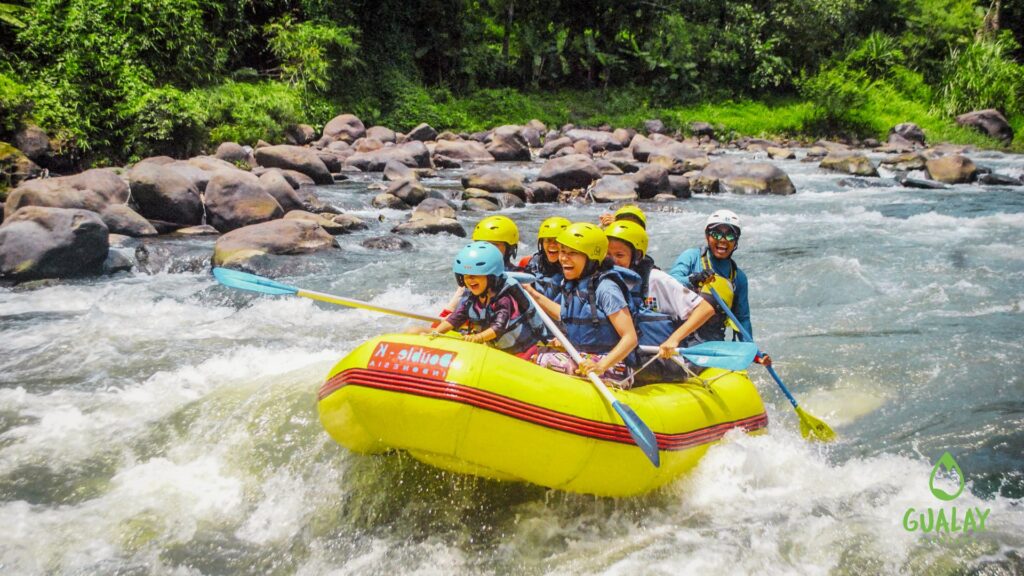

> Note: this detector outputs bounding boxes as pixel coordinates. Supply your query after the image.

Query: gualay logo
[902,452,991,537]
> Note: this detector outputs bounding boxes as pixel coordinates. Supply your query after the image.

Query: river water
[1,149,1022,575]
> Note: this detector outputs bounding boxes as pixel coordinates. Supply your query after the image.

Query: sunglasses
[707,229,738,242]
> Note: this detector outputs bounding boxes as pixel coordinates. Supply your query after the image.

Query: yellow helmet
[604,219,648,257]
[614,205,647,228]
[537,216,571,239]
[703,275,735,309]
[557,222,608,262]
[472,215,519,245]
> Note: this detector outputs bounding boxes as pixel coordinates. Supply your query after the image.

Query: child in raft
[412,242,542,357]
[439,215,523,319]
[518,216,570,299]
[524,222,639,387]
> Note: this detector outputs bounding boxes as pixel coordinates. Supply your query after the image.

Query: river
[1,148,1022,574]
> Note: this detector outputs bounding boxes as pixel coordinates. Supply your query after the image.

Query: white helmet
[705,209,741,234]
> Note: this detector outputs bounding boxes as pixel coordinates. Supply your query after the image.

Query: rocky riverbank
[1,112,1021,283]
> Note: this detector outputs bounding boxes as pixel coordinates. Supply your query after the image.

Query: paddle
[212,267,439,323]
[512,275,661,467]
[636,341,759,372]
[707,287,836,442]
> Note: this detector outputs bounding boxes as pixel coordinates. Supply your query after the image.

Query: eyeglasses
[707,229,738,242]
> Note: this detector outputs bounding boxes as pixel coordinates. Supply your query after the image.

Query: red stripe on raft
[319,368,768,451]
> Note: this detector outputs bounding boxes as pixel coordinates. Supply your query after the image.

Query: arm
[668,249,701,288]
[464,328,497,343]
[524,283,561,320]
[584,308,638,374]
[443,286,465,313]
[658,299,714,358]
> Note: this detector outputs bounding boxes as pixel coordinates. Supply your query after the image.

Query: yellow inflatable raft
[318,334,768,497]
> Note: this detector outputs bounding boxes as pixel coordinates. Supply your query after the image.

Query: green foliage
[0,1,27,28]
[198,81,306,146]
[800,65,873,133]
[122,86,208,161]
[901,0,981,74]
[0,69,30,135]
[846,32,906,79]
[265,16,359,93]
[938,37,1024,117]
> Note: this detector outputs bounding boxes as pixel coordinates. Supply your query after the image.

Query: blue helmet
[453,242,505,279]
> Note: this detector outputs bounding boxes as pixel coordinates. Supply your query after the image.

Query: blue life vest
[523,252,563,299]
[461,278,545,354]
[560,266,641,354]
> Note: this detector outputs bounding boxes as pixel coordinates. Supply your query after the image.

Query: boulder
[407,123,438,142]
[204,170,284,232]
[668,175,692,198]
[539,136,573,158]
[464,197,501,211]
[412,197,457,220]
[99,204,158,237]
[284,124,317,146]
[689,122,715,137]
[323,114,366,143]
[488,192,526,209]
[433,154,462,169]
[572,140,593,156]
[695,160,796,195]
[520,126,543,148]
[212,219,337,268]
[258,170,306,213]
[644,119,666,134]
[926,155,978,184]
[956,109,1013,144]
[372,193,410,210]
[890,123,926,146]
[978,172,1023,186]
[283,210,365,235]
[355,138,384,153]
[879,152,927,171]
[461,167,526,198]
[362,235,412,251]
[590,176,638,203]
[1,142,43,191]
[647,144,709,174]
[564,129,623,152]
[13,126,53,169]
[164,161,215,192]
[766,147,795,160]
[172,225,220,236]
[0,206,109,280]
[900,175,949,189]
[5,168,129,219]
[366,126,397,143]
[316,150,344,173]
[524,181,560,204]
[819,152,879,177]
[384,160,418,182]
[391,213,466,236]
[344,142,431,171]
[433,140,495,162]
[627,164,671,199]
[386,179,428,206]
[537,154,601,191]
[594,158,624,175]
[128,162,205,225]
[485,126,531,161]
[254,145,333,185]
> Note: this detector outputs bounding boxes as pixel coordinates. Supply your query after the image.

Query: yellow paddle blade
[796,406,836,442]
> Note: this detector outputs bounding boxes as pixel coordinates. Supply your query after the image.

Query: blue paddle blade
[611,400,661,467]
[212,268,298,296]
[678,341,759,371]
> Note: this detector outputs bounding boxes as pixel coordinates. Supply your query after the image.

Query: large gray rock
[258,170,305,213]
[391,213,466,236]
[99,204,158,237]
[0,206,109,280]
[564,129,623,152]
[254,145,333,185]
[407,123,438,142]
[524,181,560,203]
[344,142,432,171]
[537,154,601,191]
[285,124,317,146]
[627,164,671,199]
[13,126,52,168]
[1,142,43,193]
[590,176,638,203]
[215,142,256,168]
[695,160,796,195]
[386,179,428,206]
[412,197,457,220]
[366,126,397,143]
[361,235,412,251]
[383,160,418,182]
[283,210,365,235]
[433,140,495,162]
[372,193,409,210]
[485,126,531,161]
[539,136,573,158]
[880,152,927,171]
[164,161,215,192]
[926,155,978,184]
[647,144,708,174]
[956,109,1013,144]
[889,123,926,146]
[323,114,366,143]
[212,219,337,268]
[461,167,526,198]
[128,162,204,225]
[5,168,129,219]
[204,170,284,232]
[819,152,879,177]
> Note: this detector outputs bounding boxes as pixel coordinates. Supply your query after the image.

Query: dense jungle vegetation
[1,0,1022,164]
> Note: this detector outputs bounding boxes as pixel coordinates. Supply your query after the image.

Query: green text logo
[903,452,991,537]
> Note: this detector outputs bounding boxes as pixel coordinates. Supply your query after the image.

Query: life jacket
[523,252,564,299]
[627,257,684,355]
[461,277,545,354]
[687,247,737,344]
[560,265,641,354]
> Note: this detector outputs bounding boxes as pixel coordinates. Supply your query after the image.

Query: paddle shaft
[708,287,801,409]
[295,288,438,323]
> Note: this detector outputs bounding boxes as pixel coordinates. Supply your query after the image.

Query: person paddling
[668,209,771,366]
[519,216,570,299]
[411,242,542,357]
[440,215,524,320]
[524,222,639,386]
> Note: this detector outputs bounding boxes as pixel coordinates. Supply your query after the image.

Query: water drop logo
[928,451,964,502]
[902,451,991,538]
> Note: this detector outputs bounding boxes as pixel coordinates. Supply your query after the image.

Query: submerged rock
[212,219,337,268]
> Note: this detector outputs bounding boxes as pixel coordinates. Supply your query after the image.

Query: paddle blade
[796,406,837,442]
[678,341,759,371]
[212,267,298,296]
[611,400,661,467]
